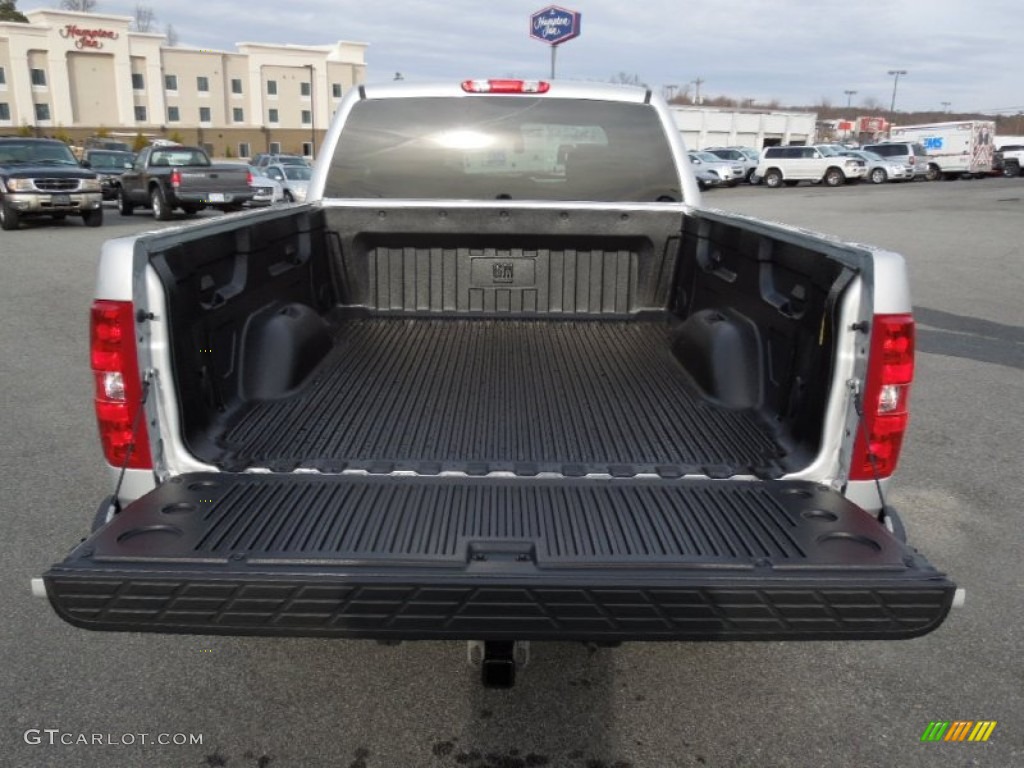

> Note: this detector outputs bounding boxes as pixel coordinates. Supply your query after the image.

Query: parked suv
[0,137,104,230]
[705,147,759,182]
[862,142,930,180]
[81,149,135,200]
[688,150,744,186]
[755,145,866,187]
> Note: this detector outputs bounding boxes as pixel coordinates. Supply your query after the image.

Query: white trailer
[890,121,995,179]
[669,107,817,150]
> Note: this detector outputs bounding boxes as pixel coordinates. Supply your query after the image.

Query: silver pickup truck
[39,80,956,687]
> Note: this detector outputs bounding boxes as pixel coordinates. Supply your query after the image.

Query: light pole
[887,69,907,135]
[941,101,951,113]
[844,89,858,109]
[305,64,315,160]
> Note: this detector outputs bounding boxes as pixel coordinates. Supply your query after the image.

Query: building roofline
[237,41,369,51]
[25,9,134,24]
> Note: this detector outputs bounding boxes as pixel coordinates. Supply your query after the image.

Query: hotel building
[0,8,368,158]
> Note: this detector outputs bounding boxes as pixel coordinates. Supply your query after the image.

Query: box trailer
[890,121,995,180]
[669,107,817,150]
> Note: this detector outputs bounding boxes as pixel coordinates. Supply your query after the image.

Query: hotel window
[34,103,50,121]
[134,105,147,121]
[301,110,311,125]
[266,80,277,96]
[164,74,178,91]
[167,106,180,122]
[232,107,244,123]
[131,73,144,90]
[231,78,243,95]
[300,82,311,97]
[268,108,279,124]
[197,76,209,93]
[199,106,211,123]
[238,142,251,158]
[0,103,10,121]
[0,67,6,87]
[269,141,281,154]
[332,83,342,98]
[31,68,47,87]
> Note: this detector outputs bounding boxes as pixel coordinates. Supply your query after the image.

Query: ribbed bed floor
[210,317,791,476]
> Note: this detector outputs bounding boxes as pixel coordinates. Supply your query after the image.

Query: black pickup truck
[117,145,253,220]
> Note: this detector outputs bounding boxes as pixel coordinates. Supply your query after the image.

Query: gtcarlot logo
[24,729,203,746]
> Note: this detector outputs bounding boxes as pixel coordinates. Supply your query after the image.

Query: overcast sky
[58,0,1023,114]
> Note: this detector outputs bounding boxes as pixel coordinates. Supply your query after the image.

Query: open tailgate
[43,474,954,641]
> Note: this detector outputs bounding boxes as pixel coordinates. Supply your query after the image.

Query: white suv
[755,145,867,187]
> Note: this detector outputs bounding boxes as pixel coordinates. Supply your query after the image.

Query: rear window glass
[867,144,904,157]
[87,151,134,169]
[325,96,681,202]
[151,149,210,167]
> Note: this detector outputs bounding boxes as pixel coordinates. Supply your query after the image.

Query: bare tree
[861,96,882,111]
[609,72,648,88]
[133,3,156,33]
[59,0,97,11]
[164,22,178,47]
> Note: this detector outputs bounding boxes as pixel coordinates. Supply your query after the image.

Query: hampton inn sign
[59,24,120,50]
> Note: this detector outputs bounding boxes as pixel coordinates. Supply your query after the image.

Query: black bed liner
[204,316,794,478]
[45,474,954,641]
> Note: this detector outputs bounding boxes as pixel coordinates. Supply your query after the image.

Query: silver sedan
[264,163,313,202]
[840,150,912,184]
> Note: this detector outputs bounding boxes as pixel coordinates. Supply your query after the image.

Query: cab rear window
[325,97,681,202]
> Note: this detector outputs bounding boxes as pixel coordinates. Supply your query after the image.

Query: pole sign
[530,6,582,46]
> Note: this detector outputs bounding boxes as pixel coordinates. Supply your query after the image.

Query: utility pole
[887,69,907,135]
[844,89,858,109]
[941,101,951,113]
[663,84,678,102]
[692,77,704,105]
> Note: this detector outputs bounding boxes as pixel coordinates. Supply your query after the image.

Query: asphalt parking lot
[2,180,1022,768]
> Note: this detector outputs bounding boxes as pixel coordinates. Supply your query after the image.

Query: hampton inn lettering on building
[0,9,367,157]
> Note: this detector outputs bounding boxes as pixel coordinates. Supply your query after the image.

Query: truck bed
[203,315,792,477]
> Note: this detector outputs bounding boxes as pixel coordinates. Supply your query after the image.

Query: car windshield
[817,146,843,157]
[0,141,79,166]
[284,166,312,181]
[710,150,739,160]
[88,151,134,169]
[859,151,884,162]
[692,152,723,163]
[278,156,307,166]
[326,96,681,202]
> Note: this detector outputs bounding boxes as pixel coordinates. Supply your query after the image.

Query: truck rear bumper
[43,474,954,642]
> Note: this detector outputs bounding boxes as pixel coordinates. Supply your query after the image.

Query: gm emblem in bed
[492,262,515,283]
[470,257,536,287]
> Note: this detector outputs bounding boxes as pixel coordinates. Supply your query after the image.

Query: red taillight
[91,300,152,469]
[461,79,550,94]
[170,169,181,187]
[850,314,914,480]
[246,170,253,186]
